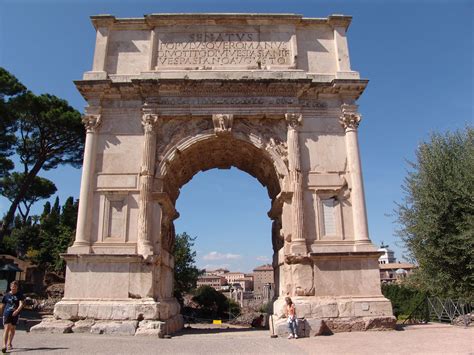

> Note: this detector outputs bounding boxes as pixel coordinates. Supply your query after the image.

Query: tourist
[285,297,298,339]
[1,281,25,353]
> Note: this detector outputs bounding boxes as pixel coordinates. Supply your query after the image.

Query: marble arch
[51,13,395,336]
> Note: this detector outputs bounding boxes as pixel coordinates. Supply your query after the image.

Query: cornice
[89,13,352,30]
[74,77,368,101]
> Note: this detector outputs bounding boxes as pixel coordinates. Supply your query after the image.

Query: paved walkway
[3,323,473,354]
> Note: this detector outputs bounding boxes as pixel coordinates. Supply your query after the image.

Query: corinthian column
[69,112,102,253]
[137,112,159,256]
[340,104,370,243]
[285,113,307,255]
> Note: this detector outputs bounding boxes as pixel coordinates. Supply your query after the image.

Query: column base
[289,241,307,255]
[67,243,91,254]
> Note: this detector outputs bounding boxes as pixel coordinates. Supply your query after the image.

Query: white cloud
[256,256,271,262]
[202,251,242,261]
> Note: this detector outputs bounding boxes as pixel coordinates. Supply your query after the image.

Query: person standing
[1,281,25,353]
[285,296,298,339]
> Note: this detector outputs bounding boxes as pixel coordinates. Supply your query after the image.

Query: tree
[0,172,57,223]
[174,232,202,302]
[192,285,241,319]
[395,127,474,299]
[0,89,84,240]
[0,68,26,177]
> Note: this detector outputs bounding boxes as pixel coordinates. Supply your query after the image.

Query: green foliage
[396,127,474,299]
[0,67,26,178]
[192,285,241,319]
[174,232,202,302]
[0,172,57,222]
[382,283,427,319]
[0,73,84,239]
[4,196,78,273]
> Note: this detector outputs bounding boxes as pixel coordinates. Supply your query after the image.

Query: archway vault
[158,130,287,205]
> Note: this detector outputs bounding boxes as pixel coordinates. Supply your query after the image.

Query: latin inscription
[157,32,292,67]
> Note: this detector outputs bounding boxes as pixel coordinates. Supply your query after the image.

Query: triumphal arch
[54,13,395,335]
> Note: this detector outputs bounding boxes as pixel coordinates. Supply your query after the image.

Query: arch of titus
[54,13,395,335]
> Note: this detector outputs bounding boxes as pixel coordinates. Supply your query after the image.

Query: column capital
[285,113,303,130]
[141,113,159,133]
[82,114,102,133]
[339,104,361,131]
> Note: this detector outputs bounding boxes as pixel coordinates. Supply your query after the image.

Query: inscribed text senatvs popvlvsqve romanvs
[157,32,292,67]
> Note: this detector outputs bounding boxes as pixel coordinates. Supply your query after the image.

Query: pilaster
[69,106,102,253]
[339,104,370,243]
[137,104,159,257]
[285,113,307,255]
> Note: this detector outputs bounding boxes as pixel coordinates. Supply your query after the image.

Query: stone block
[305,319,333,336]
[72,319,95,333]
[135,303,160,320]
[325,317,366,332]
[54,302,79,320]
[30,319,74,334]
[135,320,166,337]
[90,321,138,335]
[311,302,339,318]
[364,316,396,330]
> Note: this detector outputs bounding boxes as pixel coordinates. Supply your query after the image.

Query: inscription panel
[156,28,294,69]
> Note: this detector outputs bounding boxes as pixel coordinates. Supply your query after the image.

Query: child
[285,297,298,339]
[1,281,25,353]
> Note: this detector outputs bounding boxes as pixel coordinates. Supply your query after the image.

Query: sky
[0,0,472,273]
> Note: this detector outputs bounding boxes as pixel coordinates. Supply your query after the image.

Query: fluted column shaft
[69,114,101,253]
[137,113,158,256]
[285,113,307,255]
[340,104,370,242]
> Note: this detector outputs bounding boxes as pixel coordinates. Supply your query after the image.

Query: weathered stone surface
[30,319,74,334]
[54,302,79,320]
[72,319,95,333]
[325,317,366,332]
[364,316,396,330]
[135,320,166,337]
[306,319,333,336]
[90,321,138,335]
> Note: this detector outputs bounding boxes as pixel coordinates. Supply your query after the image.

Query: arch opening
[160,134,284,205]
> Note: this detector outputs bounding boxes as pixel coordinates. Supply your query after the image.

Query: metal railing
[403,297,473,326]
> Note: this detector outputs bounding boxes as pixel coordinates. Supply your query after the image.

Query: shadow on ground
[172,325,266,337]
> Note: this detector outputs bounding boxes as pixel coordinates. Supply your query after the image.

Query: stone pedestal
[51,254,182,335]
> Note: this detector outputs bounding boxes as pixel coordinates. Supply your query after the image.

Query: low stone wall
[270,315,395,338]
[30,315,184,337]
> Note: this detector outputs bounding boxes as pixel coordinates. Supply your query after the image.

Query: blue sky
[0,0,472,273]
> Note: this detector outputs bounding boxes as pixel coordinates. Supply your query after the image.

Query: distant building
[222,272,253,291]
[196,275,227,290]
[378,244,396,264]
[379,262,417,283]
[377,244,416,283]
[253,264,274,296]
